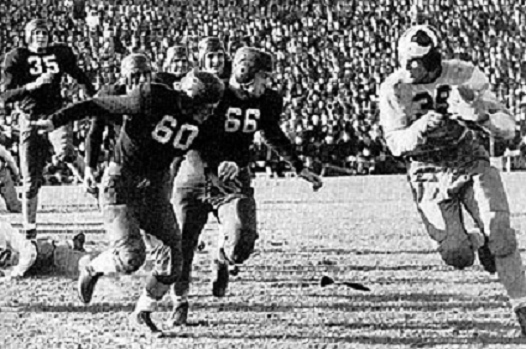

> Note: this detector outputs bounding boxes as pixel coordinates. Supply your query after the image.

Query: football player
[379,24,526,335]
[0,220,86,279]
[170,47,322,326]
[31,69,224,335]
[1,19,95,240]
[155,45,191,89]
[197,36,231,82]
[83,53,153,196]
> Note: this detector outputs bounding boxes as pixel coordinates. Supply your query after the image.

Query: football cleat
[515,306,526,336]
[211,259,229,298]
[168,301,189,326]
[129,311,163,336]
[478,236,496,274]
[77,265,102,304]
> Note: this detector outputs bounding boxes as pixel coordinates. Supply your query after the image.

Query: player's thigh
[173,187,210,243]
[100,164,143,251]
[19,121,49,182]
[48,124,76,161]
[462,163,516,256]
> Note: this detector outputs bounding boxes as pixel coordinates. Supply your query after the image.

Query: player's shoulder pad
[442,59,476,84]
[380,69,410,101]
[262,89,284,120]
[3,47,28,64]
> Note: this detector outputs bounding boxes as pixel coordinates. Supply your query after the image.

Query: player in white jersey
[0,220,87,279]
[379,24,526,335]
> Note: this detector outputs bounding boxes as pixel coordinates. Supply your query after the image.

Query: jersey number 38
[151,115,199,150]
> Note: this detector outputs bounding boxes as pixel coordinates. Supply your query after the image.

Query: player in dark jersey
[1,19,95,239]
[155,45,191,90]
[83,53,152,197]
[31,70,225,335]
[169,47,322,326]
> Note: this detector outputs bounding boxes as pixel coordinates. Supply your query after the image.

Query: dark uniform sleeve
[51,84,145,128]
[60,45,96,97]
[1,50,31,103]
[259,92,304,173]
[84,116,106,169]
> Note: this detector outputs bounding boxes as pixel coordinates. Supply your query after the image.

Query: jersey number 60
[152,115,199,150]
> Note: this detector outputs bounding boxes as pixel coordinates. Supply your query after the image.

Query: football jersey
[379,59,508,167]
[2,44,95,116]
[197,86,303,173]
[49,82,200,174]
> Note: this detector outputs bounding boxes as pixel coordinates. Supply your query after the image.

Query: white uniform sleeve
[379,81,428,157]
[458,67,515,140]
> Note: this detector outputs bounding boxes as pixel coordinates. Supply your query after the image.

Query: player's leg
[169,185,210,325]
[0,162,22,213]
[19,116,48,239]
[461,162,526,334]
[132,173,183,333]
[214,188,258,297]
[409,177,478,270]
[78,164,146,304]
[48,124,85,184]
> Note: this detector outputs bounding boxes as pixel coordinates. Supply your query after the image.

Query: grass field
[2,173,526,349]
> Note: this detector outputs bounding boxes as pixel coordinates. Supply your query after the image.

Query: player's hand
[209,173,242,195]
[28,119,55,133]
[218,161,239,181]
[84,167,99,195]
[298,169,323,192]
[421,110,446,134]
[26,72,54,91]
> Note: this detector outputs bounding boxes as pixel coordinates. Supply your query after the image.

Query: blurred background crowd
[1,0,526,184]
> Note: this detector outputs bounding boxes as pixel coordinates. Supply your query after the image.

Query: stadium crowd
[1,0,525,183]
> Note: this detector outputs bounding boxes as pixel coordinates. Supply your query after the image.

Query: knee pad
[487,211,517,258]
[116,239,146,274]
[438,236,475,270]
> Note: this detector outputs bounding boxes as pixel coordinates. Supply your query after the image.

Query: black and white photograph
[1,0,526,348]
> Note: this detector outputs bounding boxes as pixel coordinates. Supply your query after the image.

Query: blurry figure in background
[197,36,232,82]
[156,45,191,89]
[0,142,22,213]
[380,24,526,336]
[0,220,86,279]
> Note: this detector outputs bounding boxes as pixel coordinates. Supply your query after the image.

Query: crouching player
[380,24,526,335]
[31,69,225,335]
[170,47,322,325]
[0,220,86,279]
